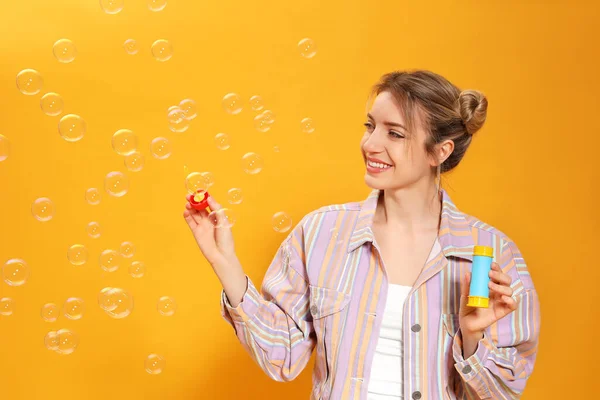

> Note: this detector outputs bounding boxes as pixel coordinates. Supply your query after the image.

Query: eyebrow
[367,113,407,130]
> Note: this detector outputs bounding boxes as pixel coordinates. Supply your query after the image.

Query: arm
[219,221,315,382]
[452,241,541,399]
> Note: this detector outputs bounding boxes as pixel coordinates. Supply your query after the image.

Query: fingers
[460,271,470,298]
[501,295,518,311]
[489,263,512,286]
[207,195,221,211]
[183,210,198,228]
[489,281,513,298]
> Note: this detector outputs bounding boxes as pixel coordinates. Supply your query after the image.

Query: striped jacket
[220,189,541,399]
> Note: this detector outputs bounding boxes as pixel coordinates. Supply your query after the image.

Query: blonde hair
[371,70,488,173]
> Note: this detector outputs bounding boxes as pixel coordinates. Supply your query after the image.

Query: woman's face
[360,91,434,191]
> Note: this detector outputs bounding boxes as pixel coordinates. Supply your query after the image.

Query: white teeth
[368,161,392,169]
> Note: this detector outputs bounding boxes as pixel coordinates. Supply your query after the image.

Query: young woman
[183,70,541,400]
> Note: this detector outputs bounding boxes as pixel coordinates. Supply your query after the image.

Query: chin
[364,174,388,190]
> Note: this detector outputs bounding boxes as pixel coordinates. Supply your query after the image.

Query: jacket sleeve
[451,240,541,399]
[219,219,315,382]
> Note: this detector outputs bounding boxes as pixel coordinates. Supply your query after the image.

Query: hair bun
[458,90,488,135]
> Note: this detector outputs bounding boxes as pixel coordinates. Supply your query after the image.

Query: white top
[367,283,412,400]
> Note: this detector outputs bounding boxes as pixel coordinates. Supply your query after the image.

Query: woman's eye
[389,131,404,139]
[363,122,374,131]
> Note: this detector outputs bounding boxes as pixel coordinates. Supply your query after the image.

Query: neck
[374,180,442,232]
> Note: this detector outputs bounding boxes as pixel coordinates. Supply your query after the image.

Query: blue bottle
[467,246,494,308]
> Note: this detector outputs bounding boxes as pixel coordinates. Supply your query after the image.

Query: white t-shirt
[367,283,412,399]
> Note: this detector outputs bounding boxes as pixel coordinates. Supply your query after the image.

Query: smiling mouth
[367,160,393,169]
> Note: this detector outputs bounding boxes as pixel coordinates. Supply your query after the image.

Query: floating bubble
[100,0,124,14]
[32,197,55,222]
[99,250,120,272]
[41,303,59,322]
[40,93,64,116]
[148,0,167,12]
[99,287,134,319]
[123,39,139,55]
[208,208,236,228]
[157,296,177,316]
[145,354,165,374]
[179,99,197,120]
[0,298,14,316]
[151,39,173,62]
[112,129,138,155]
[56,328,79,355]
[167,105,180,114]
[241,152,263,174]
[44,331,59,351]
[227,188,243,205]
[0,135,9,162]
[129,261,145,278]
[222,93,242,115]
[273,145,280,153]
[120,241,135,258]
[124,151,144,172]
[150,137,171,159]
[2,259,29,286]
[167,108,189,132]
[253,110,275,132]
[16,69,43,95]
[214,133,230,150]
[104,171,129,197]
[301,117,315,133]
[86,221,101,239]
[185,172,208,194]
[200,172,215,189]
[53,39,77,63]
[298,38,317,58]
[272,211,292,233]
[261,110,276,124]
[85,188,101,205]
[58,114,86,142]
[67,244,88,266]
[63,298,85,320]
[249,95,264,111]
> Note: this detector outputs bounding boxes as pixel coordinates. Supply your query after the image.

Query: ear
[429,139,454,167]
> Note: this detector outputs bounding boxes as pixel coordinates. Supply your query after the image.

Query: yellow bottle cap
[473,245,493,258]
[467,296,489,308]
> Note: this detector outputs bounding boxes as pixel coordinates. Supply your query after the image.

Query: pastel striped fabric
[220,189,540,399]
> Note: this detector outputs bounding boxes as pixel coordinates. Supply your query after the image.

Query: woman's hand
[183,195,236,267]
[458,263,517,356]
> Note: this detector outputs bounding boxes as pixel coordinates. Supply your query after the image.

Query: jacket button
[412,391,422,400]
[462,365,472,374]
[411,324,421,332]
[310,305,318,315]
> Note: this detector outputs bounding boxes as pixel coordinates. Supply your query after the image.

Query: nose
[362,129,386,153]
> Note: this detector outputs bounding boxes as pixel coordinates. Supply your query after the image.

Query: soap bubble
[0,298,14,316]
[41,303,59,322]
[222,93,243,115]
[2,259,29,286]
[55,329,79,355]
[63,298,85,320]
[300,117,315,133]
[124,151,144,172]
[16,69,43,95]
[40,93,64,116]
[44,331,59,350]
[214,133,230,150]
[148,0,167,12]
[145,354,165,374]
[261,110,276,124]
[104,171,129,197]
[150,137,171,159]
[32,197,55,222]
[227,188,243,205]
[58,114,86,142]
[123,39,139,55]
[167,108,189,133]
[67,244,88,266]
[99,287,133,319]
[120,241,135,258]
[273,145,280,153]
[86,221,101,238]
[129,261,145,278]
[253,111,274,132]
[185,172,208,194]
[298,38,317,58]
[200,172,215,189]
[0,135,9,162]
[179,99,197,120]
[151,39,173,62]
[99,250,120,272]
[53,39,77,63]
[99,0,124,14]
[241,152,263,174]
[85,188,101,205]
[249,95,264,111]
[111,129,138,155]
[272,211,292,233]
[208,208,236,228]
[157,296,177,316]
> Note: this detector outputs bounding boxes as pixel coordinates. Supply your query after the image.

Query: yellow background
[0,0,598,399]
